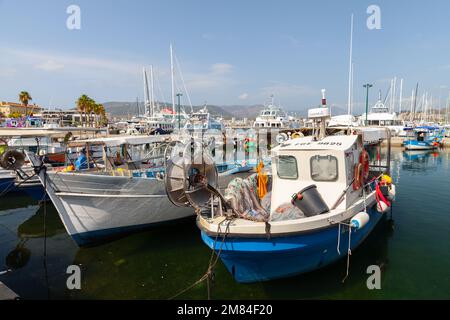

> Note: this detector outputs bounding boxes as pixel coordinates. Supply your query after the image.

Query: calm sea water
[1,148,449,299]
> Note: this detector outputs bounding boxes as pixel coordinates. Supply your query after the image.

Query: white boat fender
[376,201,389,213]
[350,212,370,230]
[387,187,396,201]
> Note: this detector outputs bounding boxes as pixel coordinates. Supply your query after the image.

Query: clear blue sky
[1,0,449,114]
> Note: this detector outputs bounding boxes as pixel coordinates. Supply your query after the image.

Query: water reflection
[1,148,450,299]
[401,150,442,172]
[5,239,31,270]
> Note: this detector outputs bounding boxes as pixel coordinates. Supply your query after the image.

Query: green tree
[19,91,32,116]
[76,95,90,127]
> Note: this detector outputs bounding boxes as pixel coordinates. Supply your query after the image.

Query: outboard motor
[164,140,219,210]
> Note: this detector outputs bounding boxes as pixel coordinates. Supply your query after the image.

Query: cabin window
[276,156,298,180]
[310,155,338,181]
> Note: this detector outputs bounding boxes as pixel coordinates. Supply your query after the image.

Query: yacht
[184,104,223,131]
[359,91,404,135]
[253,96,290,129]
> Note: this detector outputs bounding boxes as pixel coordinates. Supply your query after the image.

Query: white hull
[26,152,193,246]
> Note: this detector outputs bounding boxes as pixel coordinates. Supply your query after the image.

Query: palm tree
[76,95,90,127]
[97,104,107,127]
[19,91,32,116]
[86,98,97,127]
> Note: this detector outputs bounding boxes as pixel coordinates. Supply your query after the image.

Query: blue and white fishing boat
[169,92,396,283]
[403,126,443,150]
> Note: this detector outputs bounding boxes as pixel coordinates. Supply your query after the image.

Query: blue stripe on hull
[201,206,386,283]
[0,178,16,193]
[21,185,49,201]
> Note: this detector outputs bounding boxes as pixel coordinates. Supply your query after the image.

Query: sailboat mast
[410,89,414,122]
[413,82,419,121]
[351,62,354,115]
[150,65,155,118]
[347,14,354,116]
[143,67,151,116]
[398,78,403,114]
[170,44,176,117]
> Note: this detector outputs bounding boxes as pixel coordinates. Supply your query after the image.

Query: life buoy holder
[359,150,370,180]
[353,163,364,190]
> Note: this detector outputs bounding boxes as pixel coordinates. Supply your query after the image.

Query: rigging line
[41,166,50,299]
[174,53,193,114]
[342,225,352,283]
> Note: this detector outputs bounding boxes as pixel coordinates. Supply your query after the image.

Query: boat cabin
[271,134,364,213]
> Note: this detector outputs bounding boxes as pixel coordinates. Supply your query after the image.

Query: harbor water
[0,148,449,299]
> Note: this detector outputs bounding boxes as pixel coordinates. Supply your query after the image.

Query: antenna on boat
[308,89,330,140]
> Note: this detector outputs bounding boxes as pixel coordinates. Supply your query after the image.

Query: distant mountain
[103,101,265,119]
[103,101,347,119]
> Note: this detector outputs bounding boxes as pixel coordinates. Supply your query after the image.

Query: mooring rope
[168,217,233,300]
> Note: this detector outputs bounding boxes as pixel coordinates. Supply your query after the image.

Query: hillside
[103,101,347,119]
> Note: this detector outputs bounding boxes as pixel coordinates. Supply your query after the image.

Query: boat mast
[398,78,403,114]
[143,67,151,116]
[351,62,354,115]
[150,65,155,118]
[410,89,414,122]
[413,82,419,121]
[170,44,176,118]
[347,14,354,116]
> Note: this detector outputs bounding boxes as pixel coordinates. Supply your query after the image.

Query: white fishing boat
[25,134,252,246]
[165,92,396,283]
[25,135,195,246]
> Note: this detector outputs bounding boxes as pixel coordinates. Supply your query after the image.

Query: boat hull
[0,176,15,193]
[404,140,437,150]
[201,205,385,283]
[56,192,193,246]
[25,152,194,246]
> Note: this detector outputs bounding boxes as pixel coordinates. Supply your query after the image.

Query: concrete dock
[383,137,450,147]
[0,281,19,300]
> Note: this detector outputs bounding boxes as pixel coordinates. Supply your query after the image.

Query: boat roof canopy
[274,135,358,152]
[68,135,168,147]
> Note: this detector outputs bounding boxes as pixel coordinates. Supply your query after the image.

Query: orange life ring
[353,163,364,190]
[359,150,370,180]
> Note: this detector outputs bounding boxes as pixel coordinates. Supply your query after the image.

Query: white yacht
[253,96,290,129]
[184,104,223,131]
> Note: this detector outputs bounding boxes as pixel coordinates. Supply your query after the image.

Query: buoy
[351,212,370,230]
[377,201,389,213]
